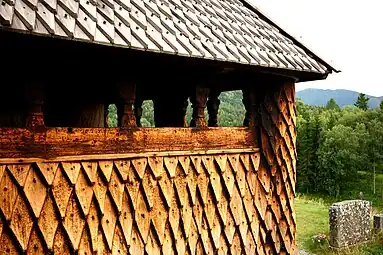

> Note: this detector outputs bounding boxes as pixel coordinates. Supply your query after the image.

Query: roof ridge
[239,0,340,73]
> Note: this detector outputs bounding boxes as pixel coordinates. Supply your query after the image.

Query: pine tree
[326,98,340,110]
[354,93,370,110]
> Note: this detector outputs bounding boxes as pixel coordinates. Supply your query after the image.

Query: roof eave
[239,0,341,74]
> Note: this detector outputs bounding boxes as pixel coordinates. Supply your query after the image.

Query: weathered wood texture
[190,87,210,128]
[0,127,256,159]
[0,80,297,254]
[253,80,298,254]
[0,150,295,254]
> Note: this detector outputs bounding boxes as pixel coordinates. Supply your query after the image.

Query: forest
[296,94,383,200]
[109,91,383,204]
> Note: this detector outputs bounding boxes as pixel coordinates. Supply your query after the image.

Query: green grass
[296,196,329,253]
[298,171,383,211]
[296,171,383,254]
[296,195,383,254]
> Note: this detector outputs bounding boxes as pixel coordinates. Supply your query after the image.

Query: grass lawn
[296,195,383,255]
[296,196,329,253]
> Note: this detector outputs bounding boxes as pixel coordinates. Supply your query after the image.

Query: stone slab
[329,200,371,248]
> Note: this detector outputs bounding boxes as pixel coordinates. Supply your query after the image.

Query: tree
[296,106,324,193]
[218,91,245,127]
[107,104,118,127]
[354,93,370,110]
[380,100,383,110]
[326,98,340,110]
[316,124,365,197]
[366,119,383,193]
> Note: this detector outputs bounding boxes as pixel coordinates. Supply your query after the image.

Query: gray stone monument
[329,200,371,248]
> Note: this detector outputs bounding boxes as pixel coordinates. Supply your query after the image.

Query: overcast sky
[252,0,383,97]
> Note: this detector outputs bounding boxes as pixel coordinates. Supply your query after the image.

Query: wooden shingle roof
[0,0,337,75]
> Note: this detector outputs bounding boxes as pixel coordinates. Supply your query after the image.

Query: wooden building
[0,0,337,253]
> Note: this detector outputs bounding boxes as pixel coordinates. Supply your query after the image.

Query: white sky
[251,0,383,97]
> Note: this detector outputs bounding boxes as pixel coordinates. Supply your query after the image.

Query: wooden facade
[0,0,336,252]
[0,81,300,254]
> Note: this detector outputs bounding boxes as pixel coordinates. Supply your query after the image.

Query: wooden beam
[0,147,259,164]
[0,127,257,159]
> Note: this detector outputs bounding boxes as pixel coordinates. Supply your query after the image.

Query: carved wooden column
[117,84,137,127]
[190,86,209,127]
[242,87,257,127]
[25,84,45,130]
[207,89,220,127]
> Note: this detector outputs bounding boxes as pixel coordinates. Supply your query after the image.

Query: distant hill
[296,89,382,108]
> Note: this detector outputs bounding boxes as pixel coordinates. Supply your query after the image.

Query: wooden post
[182,97,189,127]
[117,84,137,128]
[190,86,209,127]
[134,98,143,127]
[104,103,109,127]
[252,77,298,254]
[207,89,220,127]
[25,84,45,130]
[242,87,257,127]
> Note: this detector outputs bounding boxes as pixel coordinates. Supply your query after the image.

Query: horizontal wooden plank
[0,127,258,159]
[0,148,259,164]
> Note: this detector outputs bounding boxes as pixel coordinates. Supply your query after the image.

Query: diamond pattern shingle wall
[0,0,328,73]
[0,150,296,254]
